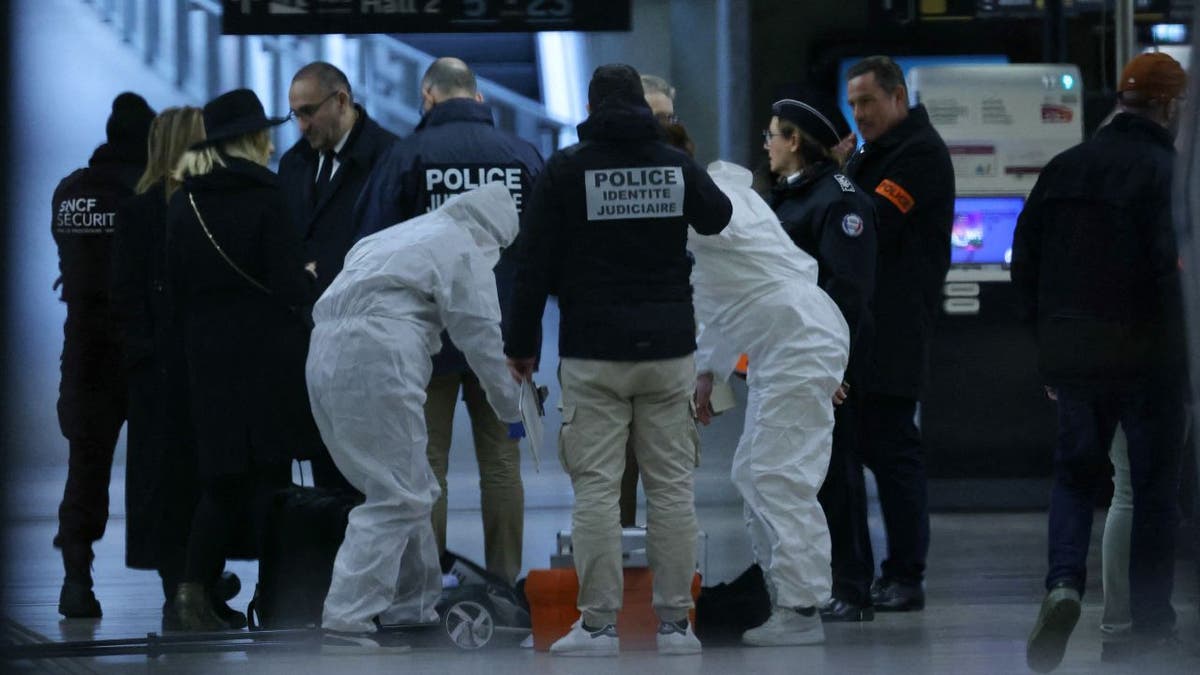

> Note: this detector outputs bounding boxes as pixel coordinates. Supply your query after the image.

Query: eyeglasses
[288,91,339,121]
[655,112,679,126]
[762,129,785,143]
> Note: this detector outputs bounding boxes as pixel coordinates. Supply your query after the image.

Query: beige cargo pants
[559,355,699,627]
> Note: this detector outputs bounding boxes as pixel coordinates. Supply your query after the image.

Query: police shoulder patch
[833,174,855,193]
[841,212,864,237]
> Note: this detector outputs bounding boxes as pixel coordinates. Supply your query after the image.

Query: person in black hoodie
[842,56,955,613]
[762,97,878,623]
[166,89,318,631]
[505,64,732,656]
[1014,53,1188,672]
[51,91,154,618]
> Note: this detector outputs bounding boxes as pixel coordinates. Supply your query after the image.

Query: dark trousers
[859,392,929,584]
[818,391,874,604]
[1047,384,1186,636]
[55,307,126,561]
[183,464,290,586]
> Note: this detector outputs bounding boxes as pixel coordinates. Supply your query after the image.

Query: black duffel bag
[247,485,362,630]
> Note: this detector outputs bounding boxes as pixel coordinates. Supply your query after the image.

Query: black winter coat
[112,183,198,570]
[277,106,397,297]
[356,97,545,375]
[1011,112,1185,392]
[770,161,877,387]
[506,104,733,361]
[844,105,954,398]
[167,157,319,478]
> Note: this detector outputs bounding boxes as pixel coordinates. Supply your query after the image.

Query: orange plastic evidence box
[525,567,701,651]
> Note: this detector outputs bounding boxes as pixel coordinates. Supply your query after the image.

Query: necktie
[314,150,335,202]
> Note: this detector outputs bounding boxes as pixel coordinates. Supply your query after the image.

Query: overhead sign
[222,0,632,35]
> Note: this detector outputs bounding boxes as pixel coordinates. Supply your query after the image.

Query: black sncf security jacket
[770,160,877,387]
[506,104,733,362]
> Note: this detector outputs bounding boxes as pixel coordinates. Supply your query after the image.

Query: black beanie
[105,92,156,151]
[588,64,647,110]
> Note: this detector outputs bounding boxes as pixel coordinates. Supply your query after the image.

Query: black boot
[211,571,245,629]
[58,544,101,618]
[870,577,925,612]
[820,597,875,622]
[214,571,241,602]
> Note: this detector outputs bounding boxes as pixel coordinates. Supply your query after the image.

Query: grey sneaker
[742,606,824,646]
[321,630,412,655]
[1026,583,1081,673]
[549,618,619,657]
[657,618,701,655]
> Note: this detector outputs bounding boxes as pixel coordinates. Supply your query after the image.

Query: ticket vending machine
[908,64,1083,507]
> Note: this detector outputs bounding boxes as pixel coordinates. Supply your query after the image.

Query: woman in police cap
[763,96,880,622]
[166,89,319,630]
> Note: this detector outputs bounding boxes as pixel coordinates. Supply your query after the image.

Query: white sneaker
[742,607,825,646]
[657,619,702,655]
[549,618,619,657]
[321,630,412,655]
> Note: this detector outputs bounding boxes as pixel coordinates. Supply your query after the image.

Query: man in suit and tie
[278,61,398,490]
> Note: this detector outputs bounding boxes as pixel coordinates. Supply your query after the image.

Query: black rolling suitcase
[247,485,362,630]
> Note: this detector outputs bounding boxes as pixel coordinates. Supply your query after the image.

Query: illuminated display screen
[951,196,1025,266]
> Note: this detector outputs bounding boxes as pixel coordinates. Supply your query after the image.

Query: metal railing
[81,0,570,158]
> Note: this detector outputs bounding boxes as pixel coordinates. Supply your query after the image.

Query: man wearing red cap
[1013,52,1188,672]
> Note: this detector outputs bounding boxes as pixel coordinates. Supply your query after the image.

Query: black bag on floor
[694,563,771,644]
[247,485,362,630]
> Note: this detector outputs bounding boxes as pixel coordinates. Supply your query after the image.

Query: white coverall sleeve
[434,250,522,423]
[694,321,729,383]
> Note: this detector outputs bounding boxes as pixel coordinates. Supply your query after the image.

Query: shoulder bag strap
[188,191,272,295]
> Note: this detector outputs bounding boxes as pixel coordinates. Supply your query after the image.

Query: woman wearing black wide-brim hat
[166,88,321,631]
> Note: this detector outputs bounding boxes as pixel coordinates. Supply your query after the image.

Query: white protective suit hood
[316,182,518,325]
[440,183,519,268]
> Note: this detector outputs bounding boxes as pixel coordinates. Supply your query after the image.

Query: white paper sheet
[518,378,544,472]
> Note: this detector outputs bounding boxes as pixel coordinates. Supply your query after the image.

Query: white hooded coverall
[690,161,850,609]
[308,183,522,633]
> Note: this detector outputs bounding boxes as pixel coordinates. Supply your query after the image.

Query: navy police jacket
[770,160,877,387]
[1011,112,1185,392]
[844,105,954,399]
[505,103,733,362]
[355,97,544,375]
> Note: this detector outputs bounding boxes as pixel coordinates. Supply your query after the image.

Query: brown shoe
[175,582,227,632]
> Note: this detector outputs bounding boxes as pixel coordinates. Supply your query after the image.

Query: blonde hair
[174,128,273,183]
[136,107,205,200]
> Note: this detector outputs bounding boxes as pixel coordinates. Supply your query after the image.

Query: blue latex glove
[507,422,526,440]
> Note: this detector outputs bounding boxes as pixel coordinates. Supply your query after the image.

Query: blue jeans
[1046,384,1186,636]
